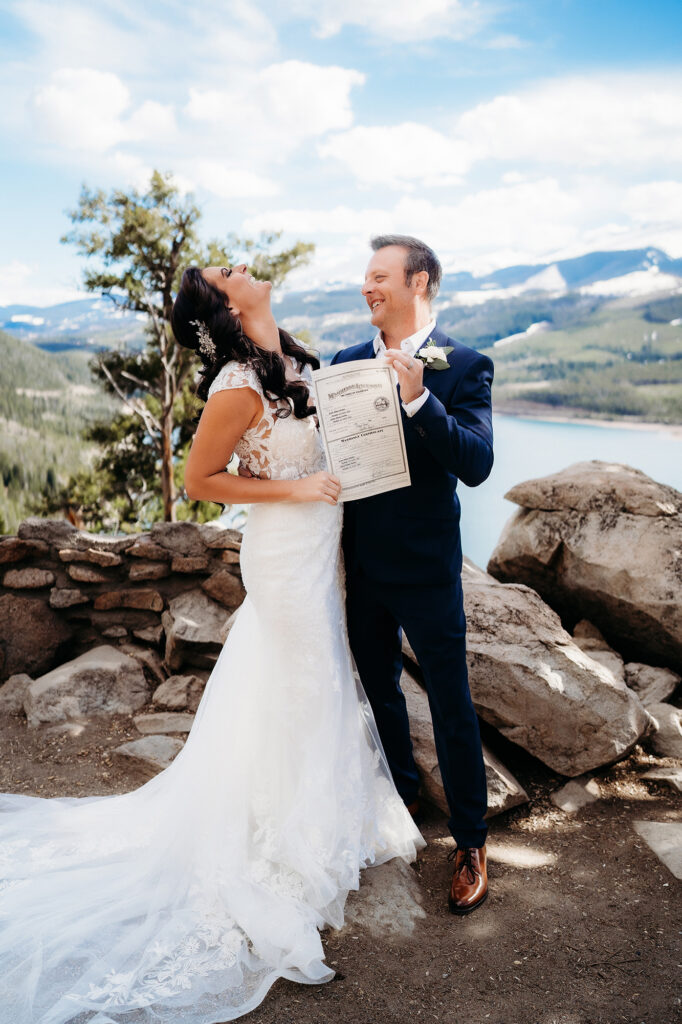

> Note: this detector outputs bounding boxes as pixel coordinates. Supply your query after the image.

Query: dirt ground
[0,711,680,1024]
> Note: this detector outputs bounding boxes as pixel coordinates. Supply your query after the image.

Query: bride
[0,262,424,1024]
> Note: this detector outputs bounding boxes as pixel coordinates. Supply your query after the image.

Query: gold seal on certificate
[311,359,411,501]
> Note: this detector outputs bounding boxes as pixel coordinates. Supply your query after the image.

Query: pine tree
[51,170,313,528]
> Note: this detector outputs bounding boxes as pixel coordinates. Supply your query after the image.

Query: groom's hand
[383,349,425,404]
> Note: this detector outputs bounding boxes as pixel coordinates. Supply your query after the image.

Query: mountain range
[3,247,681,357]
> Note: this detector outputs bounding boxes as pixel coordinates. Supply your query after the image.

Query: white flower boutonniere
[415,337,453,370]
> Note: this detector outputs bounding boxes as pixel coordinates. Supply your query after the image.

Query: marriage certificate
[311,359,411,501]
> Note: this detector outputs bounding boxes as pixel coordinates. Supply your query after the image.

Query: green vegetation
[491,303,682,422]
[0,330,118,530]
[1,172,313,535]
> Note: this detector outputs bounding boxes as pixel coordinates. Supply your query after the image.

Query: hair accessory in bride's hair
[189,319,216,361]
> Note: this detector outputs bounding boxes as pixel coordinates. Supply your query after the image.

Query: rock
[633,821,682,880]
[120,643,166,685]
[0,594,73,680]
[132,624,164,645]
[162,590,232,670]
[550,777,601,813]
[501,461,682,517]
[340,858,425,939]
[114,734,184,772]
[572,620,607,643]
[18,516,77,546]
[219,549,241,565]
[133,711,195,734]
[102,626,128,639]
[3,567,55,589]
[171,555,210,573]
[488,462,682,670]
[198,521,242,551]
[128,561,170,581]
[94,589,164,612]
[625,663,681,707]
[127,539,171,560]
[400,670,528,818]
[58,547,122,566]
[152,673,206,712]
[646,702,682,758]
[67,564,113,584]
[201,569,246,609]
[459,559,651,777]
[220,608,240,644]
[573,645,625,682]
[24,645,150,727]
[49,587,89,609]
[72,532,138,555]
[641,767,682,793]
[0,537,49,563]
[91,609,160,632]
[0,673,33,715]
[150,522,207,557]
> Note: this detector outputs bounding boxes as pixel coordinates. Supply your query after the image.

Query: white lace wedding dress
[0,356,424,1024]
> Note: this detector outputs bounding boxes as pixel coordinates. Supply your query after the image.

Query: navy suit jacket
[331,326,494,585]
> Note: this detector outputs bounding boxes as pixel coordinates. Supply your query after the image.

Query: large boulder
[450,560,650,777]
[487,462,682,670]
[400,669,528,818]
[24,645,150,727]
[0,593,73,681]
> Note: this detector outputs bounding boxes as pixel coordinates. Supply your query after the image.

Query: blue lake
[458,415,682,571]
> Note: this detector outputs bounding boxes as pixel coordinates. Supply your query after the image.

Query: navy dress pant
[345,568,488,849]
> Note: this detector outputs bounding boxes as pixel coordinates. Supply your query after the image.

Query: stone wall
[0,516,245,683]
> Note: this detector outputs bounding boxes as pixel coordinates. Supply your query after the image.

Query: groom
[332,235,494,915]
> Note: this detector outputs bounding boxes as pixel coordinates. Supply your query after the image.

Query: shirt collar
[373,319,437,357]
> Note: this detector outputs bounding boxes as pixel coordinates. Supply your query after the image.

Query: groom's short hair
[370,234,442,302]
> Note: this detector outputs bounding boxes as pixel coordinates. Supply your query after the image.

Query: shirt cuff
[402,388,430,417]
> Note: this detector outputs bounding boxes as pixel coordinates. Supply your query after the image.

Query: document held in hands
[311,359,411,501]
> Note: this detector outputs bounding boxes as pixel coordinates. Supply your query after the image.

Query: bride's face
[202,265,272,316]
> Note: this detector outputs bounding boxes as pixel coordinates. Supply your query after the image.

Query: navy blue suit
[331,325,494,848]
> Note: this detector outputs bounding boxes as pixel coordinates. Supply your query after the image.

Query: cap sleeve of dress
[207,361,261,400]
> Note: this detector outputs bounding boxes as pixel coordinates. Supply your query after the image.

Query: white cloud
[624,180,682,224]
[456,73,682,166]
[289,0,491,43]
[189,160,280,199]
[30,69,131,151]
[320,123,475,188]
[0,260,87,307]
[10,0,277,79]
[186,61,365,163]
[244,176,661,283]
[29,69,176,152]
[484,34,526,49]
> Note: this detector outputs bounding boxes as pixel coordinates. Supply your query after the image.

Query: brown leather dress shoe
[406,799,420,819]
[448,844,488,915]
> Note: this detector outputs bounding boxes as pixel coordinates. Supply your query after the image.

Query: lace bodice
[207,356,326,480]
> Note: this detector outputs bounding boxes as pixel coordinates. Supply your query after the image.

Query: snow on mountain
[579,265,682,297]
[493,321,552,349]
[521,264,567,292]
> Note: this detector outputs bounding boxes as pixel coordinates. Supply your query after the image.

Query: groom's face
[362,245,415,333]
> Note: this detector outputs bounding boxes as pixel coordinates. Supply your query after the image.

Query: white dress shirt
[373,318,437,416]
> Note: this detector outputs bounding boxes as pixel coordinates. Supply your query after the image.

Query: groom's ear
[411,269,429,298]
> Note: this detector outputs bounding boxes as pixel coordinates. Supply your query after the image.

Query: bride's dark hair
[171,267,319,417]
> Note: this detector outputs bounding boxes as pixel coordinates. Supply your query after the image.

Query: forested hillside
[0,330,118,531]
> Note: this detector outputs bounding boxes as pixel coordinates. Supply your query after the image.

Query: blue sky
[1,0,681,305]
